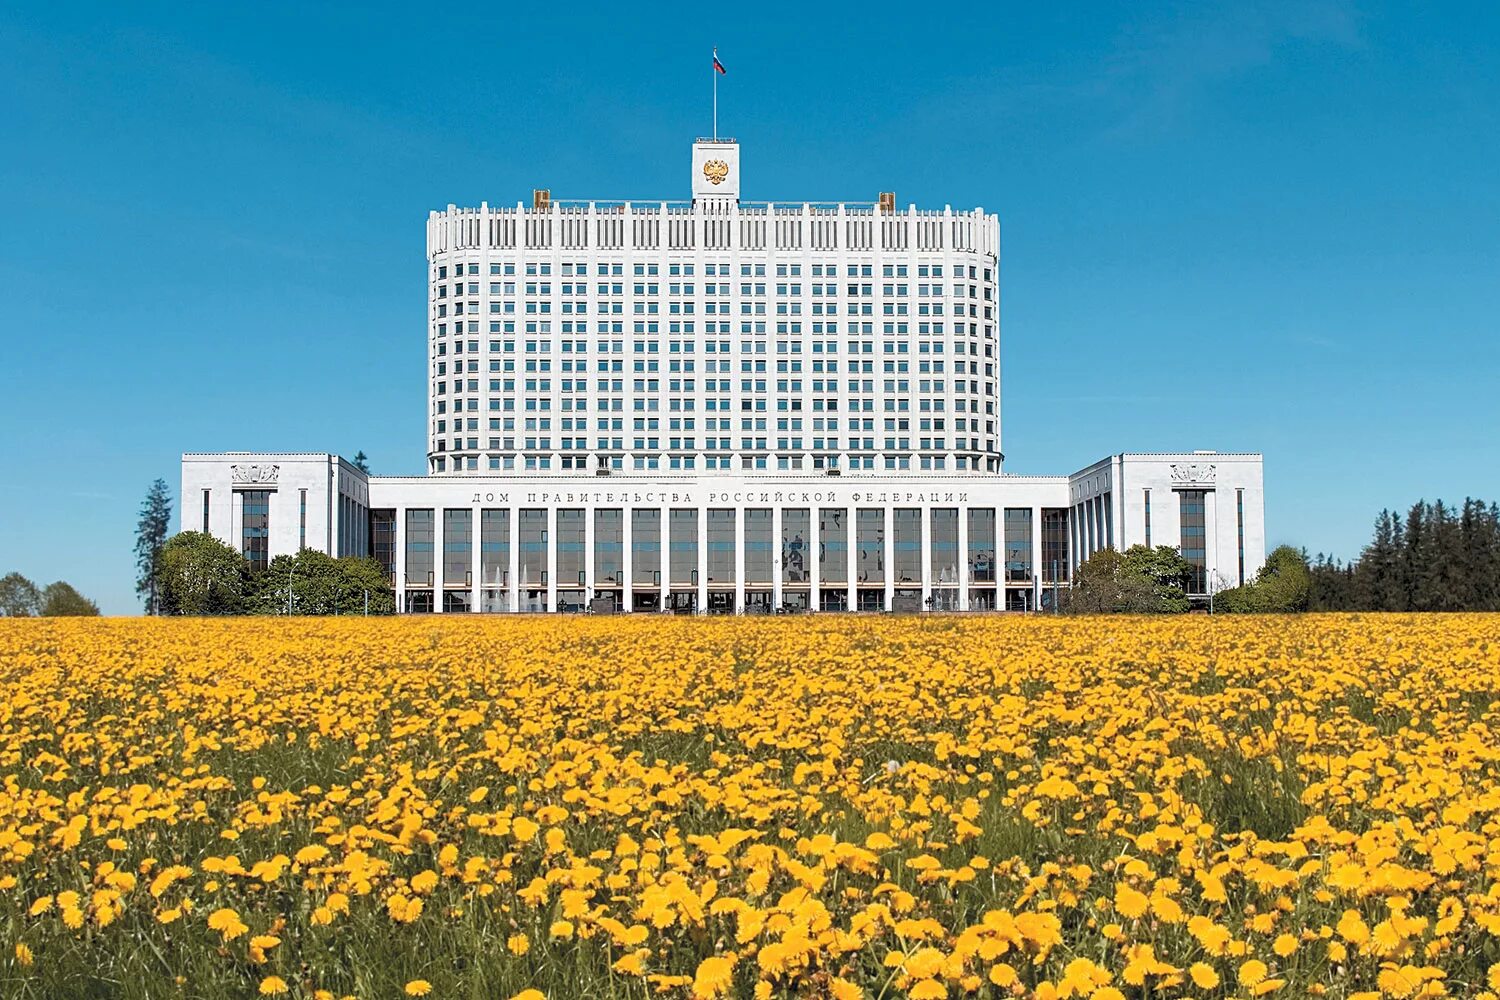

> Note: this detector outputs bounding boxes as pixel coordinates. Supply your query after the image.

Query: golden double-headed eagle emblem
[703,159,729,185]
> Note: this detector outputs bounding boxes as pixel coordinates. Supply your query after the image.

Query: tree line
[1307,498,1500,611]
[0,573,100,617]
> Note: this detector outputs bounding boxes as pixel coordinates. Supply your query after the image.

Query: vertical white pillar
[432,508,445,613]
[809,505,821,612]
[545,507,557,614]
[882,506,894,613]
[920,509,933,610]
[733,508,745,613]
[846,507,856,612]
[1030,506,1044,612]
[696,505,708,615]
[660,500,672,612]
[584,507,596,609]
[622,508,634,613]
[771,506,783,611]
[394,507,407,613]
[507,507,519,613]
[471,505,481,613]
[1205,490,1219,595]
[957,506,970,611]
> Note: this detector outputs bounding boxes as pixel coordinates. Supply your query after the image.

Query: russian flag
[713,50,726,75]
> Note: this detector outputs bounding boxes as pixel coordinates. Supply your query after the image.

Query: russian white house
[181,138,1266,613]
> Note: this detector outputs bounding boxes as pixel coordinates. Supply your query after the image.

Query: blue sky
[2,1,1497,614]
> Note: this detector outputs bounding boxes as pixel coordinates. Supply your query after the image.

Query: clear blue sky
[2,1,1497,615]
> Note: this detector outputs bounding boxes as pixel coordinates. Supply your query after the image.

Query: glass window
[744,509,772,584]
[706,510,736,585]
[241,491,270,572]
[968,508,996,584]
[594,509,624,586]
[1179,490,1207,593]
[370,509,397,582]
[1004,508,1032,583]
[557,509,586,587]
[856,509,884,584]
[819,508,847,584]
[892,508,921,583]
[669,509,699,588]
[480,509,509,589]
[518,509,547,588]
[1041,509,1069,582]
[931,509,959,585]
[782,509,810,585]
[632,510,661,587]
[444,509,472,587]
[404,508,434,586]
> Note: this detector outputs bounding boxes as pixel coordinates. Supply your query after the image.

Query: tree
[0,572,41,617]
[1065,546,1188,614]
[1216,545,1310,613]
[157,531,246,615]
[246,549,395,615]
[40,581,100,616]
[135,479,173,615]
[1121,545,1193,613]
[353,451,370,474]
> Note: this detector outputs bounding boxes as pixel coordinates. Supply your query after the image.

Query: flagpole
[712,47,718,140]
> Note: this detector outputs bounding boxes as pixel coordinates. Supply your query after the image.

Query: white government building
[181,138,1265,614]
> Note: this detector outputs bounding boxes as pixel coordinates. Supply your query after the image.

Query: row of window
[382,507,1067,592]
[435,262,994,280]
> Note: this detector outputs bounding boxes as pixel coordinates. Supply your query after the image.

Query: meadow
[1,614,1498,1000]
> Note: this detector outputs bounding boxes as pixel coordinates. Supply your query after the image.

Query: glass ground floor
[371,503,1072,614]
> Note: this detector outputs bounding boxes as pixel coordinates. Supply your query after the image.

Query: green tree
[1121,544,1193,613]
[157,531,246,615]
[0,572,41,617]
[135,479,173,615]
[40,581,101,616]
[247,549,395,615]
[352,451,371,474]
[1216,545,1310,613]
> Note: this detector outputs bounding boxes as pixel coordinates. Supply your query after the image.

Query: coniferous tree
[135,479,173,615]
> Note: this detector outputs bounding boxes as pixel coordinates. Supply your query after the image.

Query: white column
[471,506,481,613]
[957,507,970,611]
[432,508,445,613]
[394,508,407,613]
[660,501,672,612]
[696,506,708,615]
[1031,506,1044,612]
[622,508,634,613]
[545,508,557,613]
[771,506,783,610]
[507,508,519,613]
[845,508,856,612]
[809,506,821,611]
[920,509,933,611]
[882,507,894,612]
[584,507,595,608]
[1205,490,1219,595]
[733,508,745,613]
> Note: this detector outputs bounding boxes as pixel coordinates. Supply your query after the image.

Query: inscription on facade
[230,464,279,484]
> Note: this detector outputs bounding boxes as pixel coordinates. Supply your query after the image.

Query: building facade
[181,138,1267,613]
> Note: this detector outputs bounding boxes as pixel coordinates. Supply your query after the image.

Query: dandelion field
[3,615,1500,1000]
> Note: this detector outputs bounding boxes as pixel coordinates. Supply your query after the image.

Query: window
[1004,509,1032,583]
[444,509,471,588]
[241,491,270,572]
[744,509,773,584]
[931,509,959,585]
[892,509,921,583]
[706,510,736,585]
[669,510,699,588]
[632,510,661,588]
[1041,509,1069,583]
[594,510,624,586]
[370,509,397,582]
[781,509,810,585]
[202,489,210,534]
[1144,489,1152,548]
[405,509,434,587]
[968,508,996,584]
[855,509,884,584]
[1236,489,1246,586]
[819,508,847,584]
[1179,490,1207,593]
[299,489,307,550]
